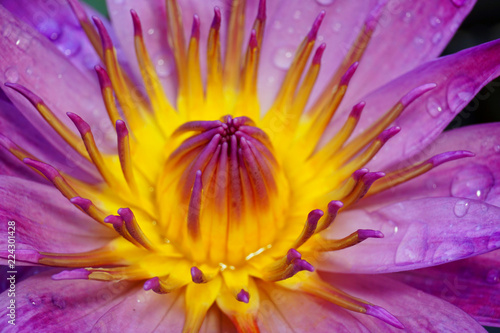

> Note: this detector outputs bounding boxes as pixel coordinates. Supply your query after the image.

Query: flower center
[157,115,290,265]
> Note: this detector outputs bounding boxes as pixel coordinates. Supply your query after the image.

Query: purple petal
[331,39,500,171]
[319,272,487,332]
[363,123,500,210]
[390,250,500,327]
[0,176,113,256]
[317,197,500,273]
[0,5,116,159]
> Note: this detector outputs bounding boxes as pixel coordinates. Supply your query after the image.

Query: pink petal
[363,123,500,210]
[319,272,487,332]
[341,0,477,111]
[257,281,371,332]
[0,5,115,162]
[328,39,500,171]
[0,270,140,331]
[390,250,500,327]
[317,197,500,273]
[0,176,113,256]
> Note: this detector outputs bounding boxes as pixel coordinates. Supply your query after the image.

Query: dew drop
[494,145,500,153]
[426,97,443,117]
[453,200,470,217]
[434,240,474,263]
[430,16,442,27]
[431,32,442,44]
[273,21,282,30]
[58,39,81,57]
[486,269,499,284]
[332,22,342,32]
[15,37,30,50]
[25,67,33,76]
[446,75,475,113]
[287,27,294,34]
[413,36,424,45]
[450,164,494,201]
[488,232,500,250]
[316,0,334,5]
[293,10,301,20]
[155,57,173,77]
[403,12,412,23]
[450,0,467,7]
[4,67,19,83]
[37,19,61,41]
[147,28,155,35]
[273,47,294,70]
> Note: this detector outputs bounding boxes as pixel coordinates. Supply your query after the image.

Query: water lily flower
[1,0,500,331]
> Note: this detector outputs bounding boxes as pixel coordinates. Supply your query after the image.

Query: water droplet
[147,28,155,35]
[293,10,301,20]
[114,0,124,3]
[434,240,474,263]
[395,223,428,265]
[494,145,500,153]
[453,200,470,217]
[432,32,442,44]
[446,75,475,113]
[273,21,282,30]
[426,97,443,117]
[450,0,467,7]
[4,67,19,82]
[273,47,294,70]
[316,0,334,5]
[37,19,61,41]
[450,164,494,201]
[486,269,499,284]
[403,12,412,23]
[155,57,173,77]
[332,22,342,32]
[25,67,33,76]
[430,16,441,27]
[414,36,424,45]
[488,232,500,250]
[15,37,30,50]
[287,27,294,34]
[136,294,145,303]
[58,39,81,57]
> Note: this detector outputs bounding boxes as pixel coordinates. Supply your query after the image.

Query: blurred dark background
[81,0,499,332]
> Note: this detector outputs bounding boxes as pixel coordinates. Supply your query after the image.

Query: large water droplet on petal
[315,0,335,5]
[450,164,494,201]
[273,47,294,70]
[395,223,428,265]
[486,269,499,284]
[430,16,442,27]
[58,39,81,57]
[453,199,470,217]
[426,97,443,117]
[488,232,500,250]
[434,240,474,263]
[446,75,475,113]
[4,67,19,83]
[37,19,62,41]
[155,57,173,77]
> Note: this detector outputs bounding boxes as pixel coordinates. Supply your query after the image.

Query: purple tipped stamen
[52,269,90,280]
[236,289,250,303]
[190,266,206,284]
[365,304,405,329]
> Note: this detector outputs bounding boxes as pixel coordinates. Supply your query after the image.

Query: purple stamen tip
[190,266,205,284]
[292,259,315,273]
[365,304,404,329]
[257,0,266,20]
[349,102,365,120]
[5,82,44,105]
[286,248,302,264]
[211,7,221,30]
[340,62,359,86]
[365,0,388,32]
[236,289,250,303]
[312,43,326,65]
[327,200,343,214]
[361,172,385,186]
[70,196,92,210]
[357,229,384,240]
[352,168,369,181]
[307,11,325,41]
[0,134,16,150]
[52,268,90,280]
[191,15,200,39]
[400,83,437,107]
[118,207,134,223]
[143,277,160,291]
[130,9,143,36]
[103,215,123,227]
[95,65,112,88]
[92,16,113,49]
[377,126,400,143]
[23,158,59,181]
[307,209,324,227]
[249,29,258,49]
[428,150,474,167]
[116,120,129,137]
[67,112,91,135]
